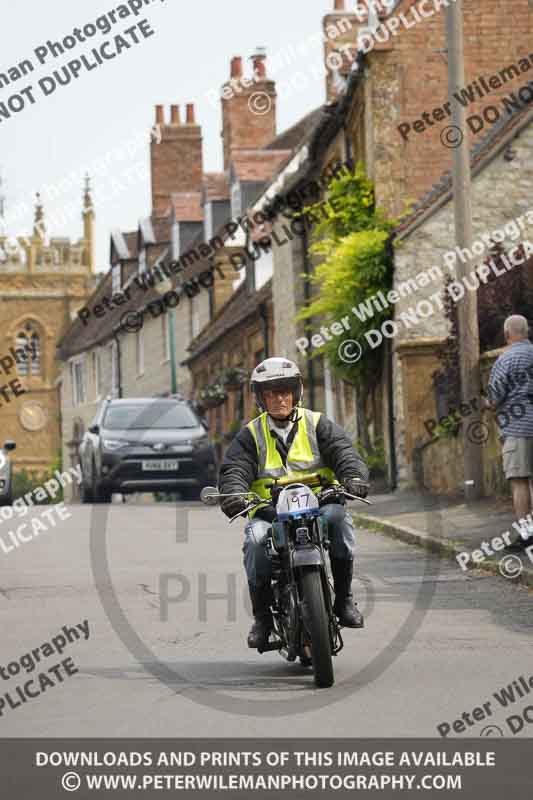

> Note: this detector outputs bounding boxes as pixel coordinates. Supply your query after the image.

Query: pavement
[350,488,533,588]
[1,501,532,738]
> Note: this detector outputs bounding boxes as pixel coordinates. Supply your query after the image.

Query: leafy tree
[297,164,396,448]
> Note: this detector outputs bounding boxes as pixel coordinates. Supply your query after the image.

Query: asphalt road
[0,500,532,738]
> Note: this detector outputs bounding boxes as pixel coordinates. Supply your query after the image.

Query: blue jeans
[243,503,356,587]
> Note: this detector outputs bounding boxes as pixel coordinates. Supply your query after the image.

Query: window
[136,329,144,376]
[255,249,273,290]
[231,181,242,218]
[110,342,119,398]
[103,401,198,430]
[71,358,86,406]
[190,294,200,339]
[92,350,102,399]
[30,332,41,375]
[162,315,170,361]
[15,327,41,377]
[138,248,147,274]
[171,223,180,260]
[16,332,29,376]
[112,263,121,294]
[204,202,214,241]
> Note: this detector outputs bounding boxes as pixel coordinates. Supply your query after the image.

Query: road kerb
[351,511,533,589]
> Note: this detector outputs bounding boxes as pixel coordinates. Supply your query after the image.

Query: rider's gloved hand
[220,495,249,519]
[345,477,369,499]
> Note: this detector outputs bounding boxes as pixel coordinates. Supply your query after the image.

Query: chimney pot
[186,103,195,124]
[334,0,345,9]
[170,104,180,124]
[155,105,165,124]
[252,56,266,79]
[230,56,243,78]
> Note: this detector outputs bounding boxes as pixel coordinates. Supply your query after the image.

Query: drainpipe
[259,301,269,358]
[168,309,178,394]
[113,332,123,398]
[386,337,397,491]
[302,224,316,409]
[385,236,397,490]
[344,124,355,173]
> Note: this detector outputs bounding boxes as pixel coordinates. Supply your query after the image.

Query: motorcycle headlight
[103,439,132,451]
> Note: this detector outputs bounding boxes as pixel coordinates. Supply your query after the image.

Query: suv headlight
[192,435,210,450]
[103,439,133,451]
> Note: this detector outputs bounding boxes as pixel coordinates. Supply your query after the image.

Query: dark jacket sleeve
[316,414,369,483]
[218,427,258,494]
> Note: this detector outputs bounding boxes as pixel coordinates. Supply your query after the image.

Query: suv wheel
[92,460,112,504]
[81,471,94,504]
[93,483,112,503]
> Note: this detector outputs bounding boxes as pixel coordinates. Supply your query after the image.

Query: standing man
[488,315,533,544]
[218,357,369,649]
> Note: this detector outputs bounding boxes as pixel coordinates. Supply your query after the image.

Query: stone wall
[418,349,509,497]
[393,119,533,487]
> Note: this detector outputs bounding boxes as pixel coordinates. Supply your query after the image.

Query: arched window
[16,332,29,376]
[15,324,42,377]
[30,332,41,375]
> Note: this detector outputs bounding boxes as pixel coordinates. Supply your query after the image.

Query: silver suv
[0,440,16,506]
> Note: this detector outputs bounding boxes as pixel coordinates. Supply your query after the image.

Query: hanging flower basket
[220,367,248,392]
[198,383,227,409]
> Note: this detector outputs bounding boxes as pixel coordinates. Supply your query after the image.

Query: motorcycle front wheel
[300,567,334,688]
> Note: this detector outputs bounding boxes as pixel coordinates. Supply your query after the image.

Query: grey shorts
[502,436,533,479]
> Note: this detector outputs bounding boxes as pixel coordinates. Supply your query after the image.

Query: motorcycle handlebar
[200,483,372,510]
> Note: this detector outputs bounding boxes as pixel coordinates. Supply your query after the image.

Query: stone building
[57,47,316,492]
[262,0,533,492]
[0,183,95,476]
[393,103,533,490]
[182,56,349,444]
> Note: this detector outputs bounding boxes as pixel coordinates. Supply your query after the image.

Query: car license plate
[142,460,179,471]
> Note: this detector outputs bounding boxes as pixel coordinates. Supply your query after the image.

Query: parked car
[0,440,16,506]
[79,397,217,503]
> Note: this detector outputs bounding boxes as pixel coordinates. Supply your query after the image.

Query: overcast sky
[0,0,335,270]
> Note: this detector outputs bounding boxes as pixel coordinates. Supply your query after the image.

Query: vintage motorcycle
[201,473,371,689]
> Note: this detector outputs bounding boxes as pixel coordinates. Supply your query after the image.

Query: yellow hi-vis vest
[247,408,338,517]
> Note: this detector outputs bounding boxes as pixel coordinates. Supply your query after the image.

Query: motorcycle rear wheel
[300,567,334,688]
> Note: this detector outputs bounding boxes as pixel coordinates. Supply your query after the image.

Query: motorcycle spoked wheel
[272,583,300,662]
[300,566,334,688]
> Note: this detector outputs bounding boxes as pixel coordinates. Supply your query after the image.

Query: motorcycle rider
[218,357,370,650]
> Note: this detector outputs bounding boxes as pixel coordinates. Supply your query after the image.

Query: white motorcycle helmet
[250,357,304,421]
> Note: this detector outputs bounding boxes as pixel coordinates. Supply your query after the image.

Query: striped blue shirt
[488,340,533,438]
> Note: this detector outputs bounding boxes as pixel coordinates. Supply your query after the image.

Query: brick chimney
[221,50,277,170]
[150,104,203,217]
[323,0,361,102]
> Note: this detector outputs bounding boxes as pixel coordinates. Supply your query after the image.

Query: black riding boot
[331,558,364,628]
[247,582,274,648]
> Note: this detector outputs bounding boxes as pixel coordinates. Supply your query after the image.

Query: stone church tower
[0,179,96,477]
